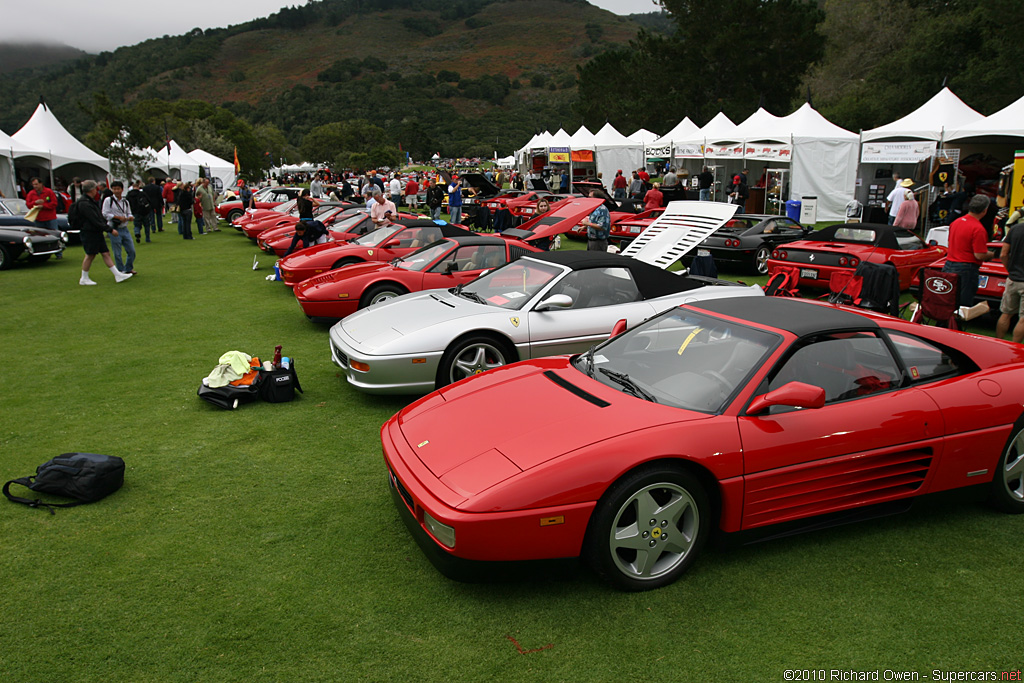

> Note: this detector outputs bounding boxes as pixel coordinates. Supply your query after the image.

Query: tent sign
[549,146,569,163]
[744,144,792,161]
[861,142,937,163]
[673,144,704,159]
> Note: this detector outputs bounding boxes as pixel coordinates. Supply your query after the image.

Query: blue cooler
[785,200,802,222]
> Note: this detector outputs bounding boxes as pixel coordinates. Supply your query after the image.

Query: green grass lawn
[1,223,1020,681]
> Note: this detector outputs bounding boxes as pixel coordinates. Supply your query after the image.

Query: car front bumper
[329,327,442,394]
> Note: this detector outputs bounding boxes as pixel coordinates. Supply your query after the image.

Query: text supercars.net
[783,669,1023,681]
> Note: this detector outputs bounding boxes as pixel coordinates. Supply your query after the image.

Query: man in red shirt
[942,194,996,307]
[405,176,420,211]
[162,180,177,230]
[644,182,664,211]
[637,167,650,183]
[26,177,59,230]
[611,170,628,200]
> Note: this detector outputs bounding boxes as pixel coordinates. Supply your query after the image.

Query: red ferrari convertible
[293,234,542,319]
[277,220,474,287]
[766,223,945,291]
[382,296,1024,590]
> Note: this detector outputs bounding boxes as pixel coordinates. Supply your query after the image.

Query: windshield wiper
[580,347,595,377]
[451,283,486,304]
[599,368,656,403]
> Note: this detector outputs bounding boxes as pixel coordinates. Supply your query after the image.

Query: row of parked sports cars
[230,189,1024,592]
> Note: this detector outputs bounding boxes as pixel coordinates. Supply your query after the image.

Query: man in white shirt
[389,174,402,205]
[102,180,136,274]
[886,178,913,225]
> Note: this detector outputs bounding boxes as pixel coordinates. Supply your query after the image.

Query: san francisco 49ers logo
[925,276,953,295]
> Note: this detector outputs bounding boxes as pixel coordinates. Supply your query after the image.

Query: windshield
[2,198,29,215]
[333,212,368,230]
[396,241,450,271]
[353,224,401,246]
[274,199,297,213]
[458,259,564,310]
[574,308,779,413]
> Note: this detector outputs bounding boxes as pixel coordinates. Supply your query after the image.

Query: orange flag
[233,147,240,174]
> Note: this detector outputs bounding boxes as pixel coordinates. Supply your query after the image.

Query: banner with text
[860,141,937,164]
[548,147,569,163]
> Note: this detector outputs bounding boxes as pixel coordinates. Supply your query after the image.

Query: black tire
[437,334,514,388]
[360,282,406,309]
[227,209,243,222]
[585,464,710,591]
[989,414,1024,514]
[753,246,771,275]
[332,257,361,270]
[0,245,11,270]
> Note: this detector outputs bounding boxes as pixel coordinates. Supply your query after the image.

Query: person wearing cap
[942,194,997,308]
[886,178,914,225]
[727,174,749,214]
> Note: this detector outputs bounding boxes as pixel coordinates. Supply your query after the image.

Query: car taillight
[839,256,848,266]
[772,250,779,259]
[850,258,859,267]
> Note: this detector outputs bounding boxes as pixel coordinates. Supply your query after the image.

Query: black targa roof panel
[522,250,706,298]
[689,296,878,337]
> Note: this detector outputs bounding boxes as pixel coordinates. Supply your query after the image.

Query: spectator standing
[612,170,628,200]
[886,178,913,225]
[727,175,749,214]
[997,223,1024,343]
[942,194,996,307]
[162,179,178,228]
[103,181,136,273]
[196,178,219,232]
[448,176,464,225]
[310,175,323,199]
[176,182,196,239]
[75,180,132,285]
[663,167,678,188]
[126,180,152,243]
[644,182,664,211]
[389,174,402,205]
[69,177,83,204]
[143,177,164,233]
[894,190,919,230]
[627,172,643,199]
[26,177,59,230]
[580,191,611,252]
[426,179,444,221]
[405,175,420,211]
[698,166,714,201]
[638,167,650,184]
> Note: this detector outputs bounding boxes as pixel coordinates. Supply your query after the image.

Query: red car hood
[294,261,391,298]
[396,362,708,500]
[280,241,350,269]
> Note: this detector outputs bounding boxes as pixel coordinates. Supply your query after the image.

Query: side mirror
[610,318,628,338]
[535,294,573,312]
[747,381,826,415]
[384,240,401,248]
[445,261,459,273]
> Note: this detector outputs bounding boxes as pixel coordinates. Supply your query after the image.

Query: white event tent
[12,101,109,183]
[0,128,34,197]
[779,103,860,222]
[861,87,984,144]
[592,122,641,182]
[189,148,236,192]
[946,93,1024,140]
[148,140,201,182]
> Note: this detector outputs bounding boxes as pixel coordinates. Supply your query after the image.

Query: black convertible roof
[808,222,903,250]
[689,296,878,337]
[522,250,706,298]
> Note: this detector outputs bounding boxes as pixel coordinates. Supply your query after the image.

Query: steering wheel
[701,370,731,393]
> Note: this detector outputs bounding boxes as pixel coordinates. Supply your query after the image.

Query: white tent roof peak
[733,108,788,143]
[946,93,1024,140]
[678,112,738,145]
[654,117,699,146]
[780,103,858,140]
[0,126,44,159]
[593,122,634,147]
[12,101,110,172]
[569,125,596,148]
[861,87,985,142]
[548,128,573,147]
[629,128,658,146]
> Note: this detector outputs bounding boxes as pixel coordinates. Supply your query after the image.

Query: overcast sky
[0,0,661,53]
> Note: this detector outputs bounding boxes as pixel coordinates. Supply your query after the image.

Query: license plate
[978,276,988,288]
[800,268,818,279]
[697,249,711,257]
[630,226,642,233]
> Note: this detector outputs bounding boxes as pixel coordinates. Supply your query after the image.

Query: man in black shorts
[76,180,133,285]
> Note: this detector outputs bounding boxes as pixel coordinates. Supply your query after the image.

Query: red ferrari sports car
[232,200,297,231]
[216,186,303,222]
[766,222,945,291]
[259,211,420,257]
[277,220,475,287]
[382,295,1024,590]
[911,241,1009,308]
[293,234,542,319]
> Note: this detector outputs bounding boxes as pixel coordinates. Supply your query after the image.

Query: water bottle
[281,357,290,370]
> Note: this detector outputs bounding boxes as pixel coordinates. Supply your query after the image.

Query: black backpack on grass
[3,453,125,514]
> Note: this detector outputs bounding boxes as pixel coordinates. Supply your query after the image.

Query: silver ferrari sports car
[329,249,763,395]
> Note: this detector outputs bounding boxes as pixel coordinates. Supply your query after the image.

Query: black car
[0,197,73,242]
[0,217,66,269]
[693,214,811,274]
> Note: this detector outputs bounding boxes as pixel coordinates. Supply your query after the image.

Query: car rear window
[832,227,876,244]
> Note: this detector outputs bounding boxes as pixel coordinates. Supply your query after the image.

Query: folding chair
[909,268,960,329]
[763,265,800,297]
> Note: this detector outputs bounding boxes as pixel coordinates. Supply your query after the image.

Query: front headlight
[423,511,455,548]
[61,231,69,243]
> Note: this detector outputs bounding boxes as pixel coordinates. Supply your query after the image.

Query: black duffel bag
[3,453,125,514]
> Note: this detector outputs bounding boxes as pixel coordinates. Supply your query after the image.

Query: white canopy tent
[653,117,699,147]
[779,103,859,222]
[946,93,1024,140]
[12,101,109,183]
[189,149,236,192]
[593,122,642,183]
[569,125,596,149]
[862,87,984,143]
[0,128,32,197]
[148,140,201,183]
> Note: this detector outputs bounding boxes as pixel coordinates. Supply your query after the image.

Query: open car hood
[621,200,739,268]
[500,197,605,243]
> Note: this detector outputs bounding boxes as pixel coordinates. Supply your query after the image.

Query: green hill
[0,0,647,163]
